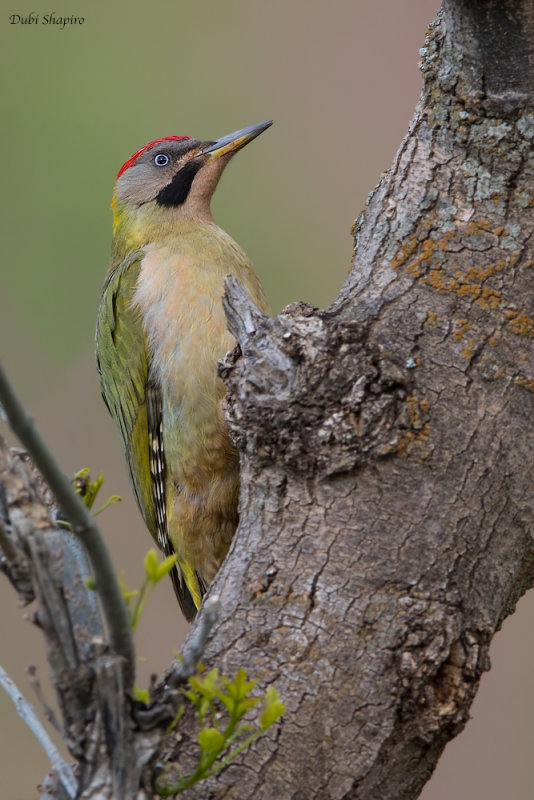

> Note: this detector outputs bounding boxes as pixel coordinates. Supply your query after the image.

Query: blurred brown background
[1,1,533,797]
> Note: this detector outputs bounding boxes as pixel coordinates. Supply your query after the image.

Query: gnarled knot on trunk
[221,275,429,476]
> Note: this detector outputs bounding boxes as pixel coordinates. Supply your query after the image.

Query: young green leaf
[166,704,185,734]
[157,668,285,796]
[93,494,121,515]
[133,685,150,704]
[223,668,257,702]
[154,553,178,582]
[260,688,285,730]
[198,727,225,753]
[214,689,234,713]
[236,697,261,716]
[144,549,160,582]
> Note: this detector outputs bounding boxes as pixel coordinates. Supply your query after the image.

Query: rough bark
[2,2,534,799]
[169,1,534,797]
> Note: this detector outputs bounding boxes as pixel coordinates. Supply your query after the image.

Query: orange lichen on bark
[466,219,493,234]
[505,311,534,337]
[424,310,441,327]
[478,287,502,311]
[437,230,456,251]
[454,319,472,340]
[391,219,514,281]
[391,235,419,270]
[390,222,534,362]
[514,375,534,391]
[420,238,438,262]
[395,425,431,459]
[426,267,458,293]
[387,392,433,460]
[406,394,425,430]
[461,339,477,361]
[465,264,499,282]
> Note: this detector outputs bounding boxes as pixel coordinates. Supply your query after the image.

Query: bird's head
[112,120,272,225]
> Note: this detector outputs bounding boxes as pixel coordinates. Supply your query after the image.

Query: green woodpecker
[96,121,272,621]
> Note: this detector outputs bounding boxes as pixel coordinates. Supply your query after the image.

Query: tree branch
[0,664,77,799]
[0,360,135,685]
[167,594,220,687]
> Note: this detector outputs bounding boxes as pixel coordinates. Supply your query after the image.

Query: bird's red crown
[116,136,190,179]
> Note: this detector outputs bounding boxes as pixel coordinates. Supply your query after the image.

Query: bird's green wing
[95,251,200,621]
[95,251,156,537]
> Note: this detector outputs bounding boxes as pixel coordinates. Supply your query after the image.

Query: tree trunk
[2,2,534,799]
[169,1,534,797]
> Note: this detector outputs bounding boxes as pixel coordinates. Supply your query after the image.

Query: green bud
[133,684,150,704]
[198,727,225,753]
[144,548,160,581]
[260,688,285,730]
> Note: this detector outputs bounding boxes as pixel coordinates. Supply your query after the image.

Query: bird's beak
[198,120,273,161]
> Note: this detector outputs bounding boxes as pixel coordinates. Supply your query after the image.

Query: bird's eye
[154,153,170,167]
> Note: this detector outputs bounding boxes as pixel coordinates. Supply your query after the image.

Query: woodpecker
[96,121,272,621]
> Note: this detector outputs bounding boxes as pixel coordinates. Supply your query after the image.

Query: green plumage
[96,250,198,619]
[96,252,154,530]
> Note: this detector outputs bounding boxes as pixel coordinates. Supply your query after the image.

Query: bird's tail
[168,552,208,622]
[167,546,207,623]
